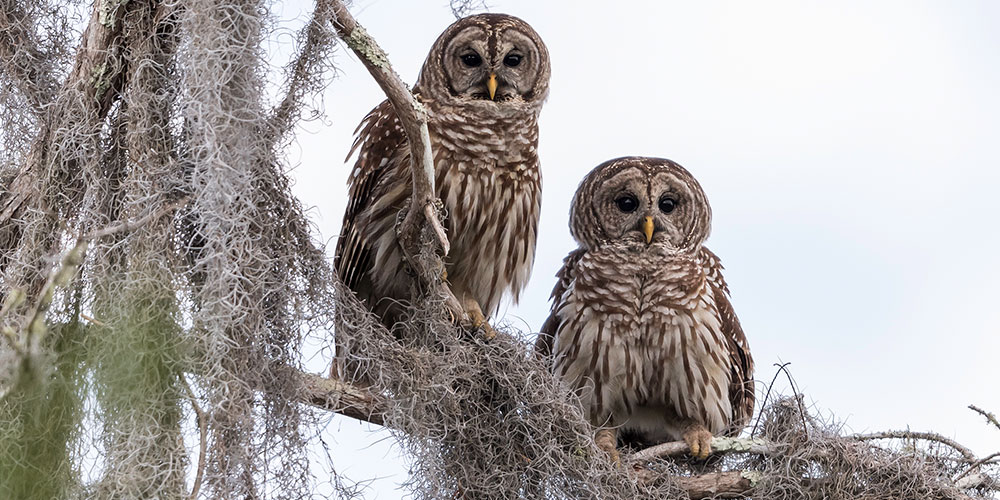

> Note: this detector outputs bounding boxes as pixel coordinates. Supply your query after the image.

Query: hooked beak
[643,216,655,244]
[487,73,498,100]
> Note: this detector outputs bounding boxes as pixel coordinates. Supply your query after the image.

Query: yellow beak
[643,216,655,244]
[487,73,498,100]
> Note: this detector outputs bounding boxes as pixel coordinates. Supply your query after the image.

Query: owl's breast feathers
[546,246,754,441]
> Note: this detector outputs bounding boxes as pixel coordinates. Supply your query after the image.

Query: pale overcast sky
[279,1,1000,496]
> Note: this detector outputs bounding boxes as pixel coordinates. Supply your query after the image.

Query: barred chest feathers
[431,109,541,316]
[551,249,734,441]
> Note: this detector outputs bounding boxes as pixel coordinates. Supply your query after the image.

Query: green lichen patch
[345,26,390,69]
[99,0,130,29]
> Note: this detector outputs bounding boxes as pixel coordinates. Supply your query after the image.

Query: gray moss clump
[0,323,86,500]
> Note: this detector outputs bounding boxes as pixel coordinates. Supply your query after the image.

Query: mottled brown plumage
[537,157,754,461]
[335,14,549,364]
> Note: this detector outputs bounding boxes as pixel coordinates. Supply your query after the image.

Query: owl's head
[416,13,550,110]
[570,157,712,253]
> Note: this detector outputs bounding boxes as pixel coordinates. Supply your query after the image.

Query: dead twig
[969,404,1000,433]
[954,451,1000,482]
[752,362,789,437]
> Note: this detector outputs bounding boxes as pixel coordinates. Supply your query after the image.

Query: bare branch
[449,0,489,19]
[969,404,1000,433]
[299,371,384,426]
[955,451,1000,482]
[851,430,978,462]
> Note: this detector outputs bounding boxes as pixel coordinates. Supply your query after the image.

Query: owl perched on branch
[536,157,754,461]
[335,14,550,351]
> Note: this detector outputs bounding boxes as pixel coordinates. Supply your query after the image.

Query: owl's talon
[594,428,620,464]
[682,424,713,460]
[478,321,498,341]
[460,296,497,341]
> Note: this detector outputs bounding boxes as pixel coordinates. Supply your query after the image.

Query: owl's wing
[701,247,755,433]
[534,248,586,360]
[335,99,407,293]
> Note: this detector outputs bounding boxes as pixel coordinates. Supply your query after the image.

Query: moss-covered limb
[98,0,130,29]
[0,0,134,309]
[671,471,755,499]
[341,25,390,70]
[0,322,87,500]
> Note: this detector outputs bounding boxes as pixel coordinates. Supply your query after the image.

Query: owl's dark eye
[460,53,483,67]
[615,194,639,213]
[503,53,522,67]
[658,196,677,214]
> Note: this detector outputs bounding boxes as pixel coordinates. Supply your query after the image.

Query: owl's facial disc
[595,169,706,251]
[442,26,541,103]
[572,158,711,252]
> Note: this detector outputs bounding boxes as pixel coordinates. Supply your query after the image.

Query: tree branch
[1,0,134,288]
[851,430,978,462]
[969,404,1000,433]
[630,436,776,462]
[672,471,756,499]
[955,452,1000,482]
[323,0,464,318]
[298,371,384,426]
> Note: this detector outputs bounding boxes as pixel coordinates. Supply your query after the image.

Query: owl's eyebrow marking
[487,30,498,62]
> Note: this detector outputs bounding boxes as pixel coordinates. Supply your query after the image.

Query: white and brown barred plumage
[536,157,754,460]
[336,14,550,334]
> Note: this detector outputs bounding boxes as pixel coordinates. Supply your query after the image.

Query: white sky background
[275,1,1000,497]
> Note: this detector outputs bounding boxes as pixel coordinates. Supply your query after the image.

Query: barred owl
[536,157,754,461]
[335,15,550,346]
